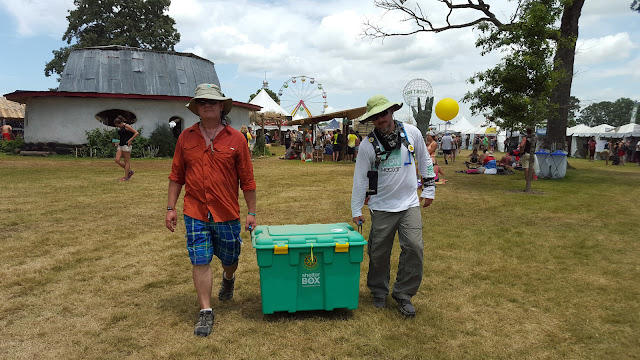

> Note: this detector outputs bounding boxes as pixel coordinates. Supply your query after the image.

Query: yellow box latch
[274,244,288,254]
[335,243,349,252]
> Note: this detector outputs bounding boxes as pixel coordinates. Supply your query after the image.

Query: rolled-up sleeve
[169,135,186,185]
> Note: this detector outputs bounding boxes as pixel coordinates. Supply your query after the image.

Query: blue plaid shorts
[184,214,242,266]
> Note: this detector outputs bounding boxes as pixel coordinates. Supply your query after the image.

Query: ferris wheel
[278,76,328,118]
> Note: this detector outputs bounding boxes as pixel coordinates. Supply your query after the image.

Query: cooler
[251,223,367,314]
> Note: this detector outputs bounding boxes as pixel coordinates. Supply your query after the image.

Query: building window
[95,109,137,127]
[169,116,183,139]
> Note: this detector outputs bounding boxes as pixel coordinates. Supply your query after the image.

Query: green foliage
[411,96,434,136]
[567,96,580,127]
[463,0,562,132]
[249,88,280,104]
[0,137,25,154]
[84,127,151,158]
[86,128,119,158]
[148,123,177,157]
[253,134,269,157]
[577,98,638,127]
[45,0,181,79]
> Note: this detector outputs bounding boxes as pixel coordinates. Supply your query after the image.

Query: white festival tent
[569,123,614,157]
[599,123,640,138]
[249,89,290,116]
[249,89,299,131]
[566,124,592,136]
[448,116,478,134]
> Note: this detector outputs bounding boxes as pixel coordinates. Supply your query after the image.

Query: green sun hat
[361,95,403,123]
[186,84,233,116]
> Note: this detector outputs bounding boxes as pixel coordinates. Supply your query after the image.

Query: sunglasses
[376,109,389,118]
[195,99,221,106]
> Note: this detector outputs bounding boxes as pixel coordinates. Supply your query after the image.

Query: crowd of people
[279,127,365,162]
[591,137,640,166]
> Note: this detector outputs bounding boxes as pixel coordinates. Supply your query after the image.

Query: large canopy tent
[248,88,294,146]
[287,107,367,160]
[599,123,640,138]
[568,123,614,158]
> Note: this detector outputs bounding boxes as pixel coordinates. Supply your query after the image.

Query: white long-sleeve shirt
[351,122,435,218]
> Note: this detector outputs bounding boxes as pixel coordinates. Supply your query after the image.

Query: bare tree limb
[362,0,511,39]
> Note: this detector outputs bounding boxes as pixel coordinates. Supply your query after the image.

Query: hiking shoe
[393,297,416,317]
[372,295,386,309]
[194,310,214,337]
[218,275,235,301]
[128,170,134,178]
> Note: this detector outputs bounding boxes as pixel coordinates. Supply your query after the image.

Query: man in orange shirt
[165,84,257,337]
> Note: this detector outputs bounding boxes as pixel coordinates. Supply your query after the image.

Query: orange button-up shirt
[169,122,256,223]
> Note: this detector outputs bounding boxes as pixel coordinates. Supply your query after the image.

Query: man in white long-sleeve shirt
[351,94,436,318]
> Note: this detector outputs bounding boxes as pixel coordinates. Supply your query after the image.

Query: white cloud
[0,0,72,37]
[1,0,638,120]
[576,33,636,65]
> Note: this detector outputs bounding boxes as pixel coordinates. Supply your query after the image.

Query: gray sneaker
[393,296,416,317]
[194,310,214,337]
[218,275,235,301]
[372,295,386,309]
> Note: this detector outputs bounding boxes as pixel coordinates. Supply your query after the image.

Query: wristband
[248,212,256,216]
[167,206,176,211]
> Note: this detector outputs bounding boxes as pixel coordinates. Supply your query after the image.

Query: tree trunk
[545,0,585,151]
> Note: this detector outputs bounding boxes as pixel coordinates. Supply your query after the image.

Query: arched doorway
[169,116,183,139]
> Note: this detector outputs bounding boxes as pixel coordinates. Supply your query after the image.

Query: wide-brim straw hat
[361,95,403,123]
[186,84,233,116]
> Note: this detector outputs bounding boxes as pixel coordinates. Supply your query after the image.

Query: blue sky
[1,0,638,126]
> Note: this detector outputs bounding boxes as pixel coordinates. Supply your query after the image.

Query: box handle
[274,244,288,254]
[335,243,349,252]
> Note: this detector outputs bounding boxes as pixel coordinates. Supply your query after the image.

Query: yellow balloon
[435,98,459,121]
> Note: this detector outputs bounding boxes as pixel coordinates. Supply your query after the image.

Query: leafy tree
[249,88,281,104]
[577,98,638,127]
[567,96,580,127]
[462,0,561,192]
[632,0,640,12]
[363,0,585,151]
[45,0,180,81]
[148,123,177,157]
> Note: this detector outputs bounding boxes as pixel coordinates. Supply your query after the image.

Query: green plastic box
[251,223,367,314]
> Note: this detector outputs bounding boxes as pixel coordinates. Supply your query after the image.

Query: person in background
[441,132,453,164]
[113,115,139,182]
[347,129,357,162]
[588,137,597,162]
[165,84,257,337]
[332,129,343,162]
[518,128,533,181]
[351,94,436,318]
[354,131,362,160]
[451,135,457,162]
[465,148,480,167]
[433,159,446,184]
[482,151,497,174]
[498,152,514,169]
[1,120,12,140]
[602,139,611,165]
[305,129,314,160]
[426,132,438,164]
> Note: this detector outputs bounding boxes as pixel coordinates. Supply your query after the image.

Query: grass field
[1,148,639,359]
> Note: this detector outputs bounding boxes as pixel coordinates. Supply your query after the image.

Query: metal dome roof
[58,46,220,97]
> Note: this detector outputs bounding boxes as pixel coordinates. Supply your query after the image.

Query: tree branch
[363,0,511,39]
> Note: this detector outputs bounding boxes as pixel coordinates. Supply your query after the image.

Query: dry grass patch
[1,151,639,359]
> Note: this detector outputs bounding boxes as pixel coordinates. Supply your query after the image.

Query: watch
[167,206,175,211]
